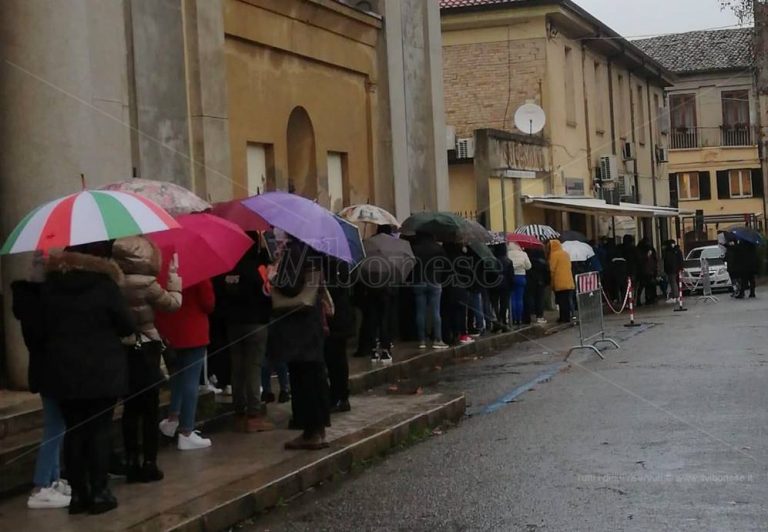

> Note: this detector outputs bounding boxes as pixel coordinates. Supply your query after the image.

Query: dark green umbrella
[401,212,485,244]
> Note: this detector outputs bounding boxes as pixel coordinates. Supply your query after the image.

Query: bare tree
[720,0,754,23]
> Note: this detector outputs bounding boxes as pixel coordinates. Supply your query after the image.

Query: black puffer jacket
[41,251,135,400]
[11,280,44,393]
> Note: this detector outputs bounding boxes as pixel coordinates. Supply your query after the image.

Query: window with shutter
[729,169,753,198]
[668,173,678,207]
[677,172,700,200]
[716,171,731,199]
[699,171,711,200]
[752,169,764,198]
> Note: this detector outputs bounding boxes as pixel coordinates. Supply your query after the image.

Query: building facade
[636,29,763,249]
[0,0,448,389]
[441,0,675,241]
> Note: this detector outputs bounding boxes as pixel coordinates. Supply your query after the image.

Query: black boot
[140,461,164,483]
[89,487,118,515]
[125,453,142,484]
[68,487,91,515]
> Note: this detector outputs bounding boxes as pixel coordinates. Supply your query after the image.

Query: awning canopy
[523,196,687,218]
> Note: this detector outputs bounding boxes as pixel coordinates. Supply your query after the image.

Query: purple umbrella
[241,192,354,263]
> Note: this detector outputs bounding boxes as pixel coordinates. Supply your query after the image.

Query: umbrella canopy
[100,178,210,216]
[514,224,560,241]
[241,192,355,263]
[148,213,254,287]
[359,233,415,285]
[507,232,544,249]
[334,215,365,266]
[559,230,588,243]
[401,212,476,243]
[338,204,400,227]
[562,240,595,262]
[1,190,180,255]
[464,219,494,244]
[210,199,270,232]
[725,226,762,245]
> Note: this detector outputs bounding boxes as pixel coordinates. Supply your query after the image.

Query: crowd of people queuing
[10,219,761,515]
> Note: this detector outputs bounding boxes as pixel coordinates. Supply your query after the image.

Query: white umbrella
[562,240,595,262]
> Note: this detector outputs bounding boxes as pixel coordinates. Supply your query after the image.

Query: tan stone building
[0,0,448,388]
[441,0,677,241]
[636,29,763,250]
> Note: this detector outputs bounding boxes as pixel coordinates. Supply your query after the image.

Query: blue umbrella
[726,226,762,245]
[334,215,365,266]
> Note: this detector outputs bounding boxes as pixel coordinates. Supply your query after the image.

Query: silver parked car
[680,245,733,293]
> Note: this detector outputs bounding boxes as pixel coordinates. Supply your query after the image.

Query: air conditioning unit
[446,126,456,152]
[659,106,670,135]
[655,144,668,164]
[622,141,636,161]
[617,174,634,197]
[456,137,475,159]
[599,155,619,181]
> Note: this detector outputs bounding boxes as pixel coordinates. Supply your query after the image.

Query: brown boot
[246,413,275,433]
[233,414,248,433]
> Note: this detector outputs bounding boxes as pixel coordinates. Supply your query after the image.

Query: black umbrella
[358,233,416,286]
[559,230,588,243]
[401,212,476,243]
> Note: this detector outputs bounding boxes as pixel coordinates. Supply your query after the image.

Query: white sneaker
[27,487,70,509]
[417,343,427,349]
[432,341,449,349]
[52,479,71,496]
[224,385,233,395]
[178,431,212,451]
[666,298,676,304]
[536,318,548,325]
[159,418,179,438]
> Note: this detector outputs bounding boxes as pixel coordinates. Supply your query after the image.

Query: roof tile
[633,28,753,74]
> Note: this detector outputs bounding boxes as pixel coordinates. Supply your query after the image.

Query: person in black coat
[735,241,758,298]
[40,245,135,515]
[324,259,356,412]
[489,243,512,331]
[661,240,684,301]
[525,247,550,323]
[270,239,330,450]
[442,243,473,345]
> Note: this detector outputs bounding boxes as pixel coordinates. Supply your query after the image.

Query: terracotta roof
[633,28,753,74]
[440,0,520,8]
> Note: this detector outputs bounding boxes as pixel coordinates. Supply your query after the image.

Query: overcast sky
[572,0,745,39]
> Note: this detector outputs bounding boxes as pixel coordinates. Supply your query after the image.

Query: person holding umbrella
[507,242,531,327]
[410,231,450,349]
[112,236,183,482]
[43,242,136,514]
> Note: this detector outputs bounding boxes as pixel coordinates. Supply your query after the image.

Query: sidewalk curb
[349,323,569,394]
[128,394,466,532]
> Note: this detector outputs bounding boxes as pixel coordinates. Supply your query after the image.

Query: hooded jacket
[40,251,135,399]
[548,240,575,292]
[113,236,182,342]
[507,243,532,276]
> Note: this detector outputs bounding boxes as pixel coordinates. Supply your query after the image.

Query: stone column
[0,0,132,388]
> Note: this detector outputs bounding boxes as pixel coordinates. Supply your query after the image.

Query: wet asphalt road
[247,294,768,532]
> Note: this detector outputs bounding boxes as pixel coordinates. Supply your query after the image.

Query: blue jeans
[414,284,442,343]
[509,275,527,323]
[170,347,206,433]
[261,363,289,394]
[33,396,65,487]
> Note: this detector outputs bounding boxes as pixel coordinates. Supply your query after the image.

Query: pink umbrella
[210,199,270,232]
[149,213,254,287]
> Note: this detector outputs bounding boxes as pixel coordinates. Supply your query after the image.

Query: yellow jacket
[548,240,575,291]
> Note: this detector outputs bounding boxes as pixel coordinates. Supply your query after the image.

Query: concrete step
[0,390,465,531]
[0,389,217,498]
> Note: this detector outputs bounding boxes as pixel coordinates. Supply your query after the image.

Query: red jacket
[156,279,215,349]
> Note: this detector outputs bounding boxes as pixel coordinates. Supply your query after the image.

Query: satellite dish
[514,103,546,135]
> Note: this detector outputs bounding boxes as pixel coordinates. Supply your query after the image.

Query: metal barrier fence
[567,271,620,360]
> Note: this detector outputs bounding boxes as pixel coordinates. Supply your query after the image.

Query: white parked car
[680,245,733,293]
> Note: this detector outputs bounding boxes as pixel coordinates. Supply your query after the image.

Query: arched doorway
[286,106,317,199]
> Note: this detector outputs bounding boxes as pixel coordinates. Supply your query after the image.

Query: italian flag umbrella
[1,190,180,254]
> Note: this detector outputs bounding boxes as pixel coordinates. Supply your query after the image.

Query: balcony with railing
[669,126,757,150]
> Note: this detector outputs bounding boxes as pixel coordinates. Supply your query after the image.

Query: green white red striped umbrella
[1,190,180,254]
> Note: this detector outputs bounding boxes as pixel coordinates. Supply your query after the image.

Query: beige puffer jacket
[113,236,182,342]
